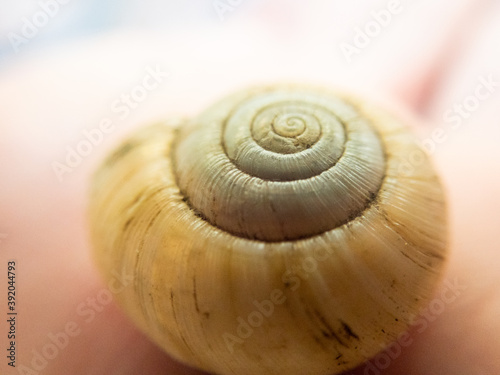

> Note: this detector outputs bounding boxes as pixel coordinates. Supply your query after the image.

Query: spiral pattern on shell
[89,85,448,375]
[174,89,386,241]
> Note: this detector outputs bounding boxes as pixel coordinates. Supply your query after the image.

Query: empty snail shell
[89,85,448,375]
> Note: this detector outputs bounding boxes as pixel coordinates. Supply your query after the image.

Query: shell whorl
[174,88,386,241]
[89,84,448,375]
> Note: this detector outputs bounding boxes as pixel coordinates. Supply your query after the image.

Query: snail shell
[89,85,448,375]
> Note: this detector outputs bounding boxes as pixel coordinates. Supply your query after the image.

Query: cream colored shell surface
[89,85,447,375]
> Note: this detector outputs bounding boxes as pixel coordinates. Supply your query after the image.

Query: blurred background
[0,0,486,86]
[0,0,226,64]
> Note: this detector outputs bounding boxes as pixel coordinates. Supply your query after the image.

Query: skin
[0,0,499,374]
